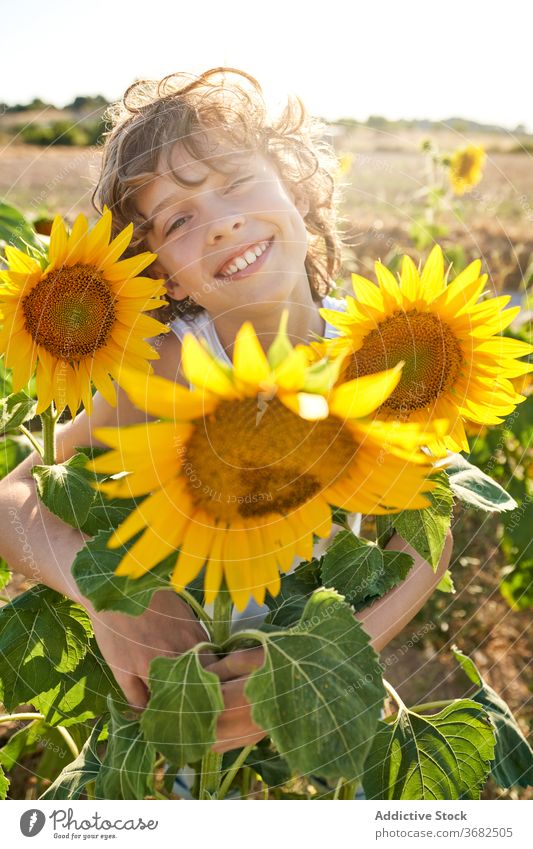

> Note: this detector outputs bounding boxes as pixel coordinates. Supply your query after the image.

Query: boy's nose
[206,212,245,245]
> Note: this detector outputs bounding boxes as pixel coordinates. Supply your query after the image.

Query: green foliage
[393,473,453,570]
[363,700,495,800]
[245,589,385,782]
[140,647,224,767]
[0,586,122,724]
[95,697,156,800]
[453,648,533,788]
[19,120,103,147]
[72,529,174,616]
[320,531,414,611]
[0,201,43,252]
[0,763,8,799]
[0,435,32,480]
[263,559,321,627]
[0,559,11,590]
[31,452,97,529]
[40,720,103,800]
[445,453,517,512]
[0,392,37,434]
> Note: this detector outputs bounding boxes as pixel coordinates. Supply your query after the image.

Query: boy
[0,68,451,754]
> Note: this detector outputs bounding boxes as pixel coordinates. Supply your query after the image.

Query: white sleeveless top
[169,295,362,550]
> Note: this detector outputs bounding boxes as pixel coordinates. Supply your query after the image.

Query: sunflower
[88,316,437,610]
[319,245,533,453]
[0,209,169,417]
[448,145,485,196]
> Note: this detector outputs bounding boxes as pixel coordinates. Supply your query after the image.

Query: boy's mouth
[215,237,274,281]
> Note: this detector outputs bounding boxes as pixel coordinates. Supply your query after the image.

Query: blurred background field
[1,112,532,798]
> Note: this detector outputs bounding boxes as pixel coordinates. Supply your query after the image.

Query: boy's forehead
[163,142,253,181]
[136,143,262,221]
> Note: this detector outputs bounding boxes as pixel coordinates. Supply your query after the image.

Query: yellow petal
[233,321,271,385]
[181,333,240,397]
[48,215,69,267]
[329,364,402,419]
[64,214,89,265]
[420,245,445,299]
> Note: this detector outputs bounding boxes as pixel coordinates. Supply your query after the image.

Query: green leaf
[32,644,123,728]
[0,435,32,480]
[39,719,103,800]
[500,559,533,611]
[446,453,517,512]
[31,452,97,528]
[0,201,43,253]
[436,569,456,594]
[0,392,38,433]
[80,494,143,537]
[245,589,385,782]
[263,559,322,628]
[0,558,11,591]
[72,529,175,616]
[393,473,453,570]
[0,763,8,800]
[320,531,413,611]
[0,718,50,771]
[363,700,495,799]
[140,646,224,766]
[0,585,121,726]
[95,696,156,800]
[453,648,533,788]
[0,585,93,711]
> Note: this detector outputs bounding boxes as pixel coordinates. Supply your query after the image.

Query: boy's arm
[0,335,214,706]
[355,529,453,652]
[207,530,453,753]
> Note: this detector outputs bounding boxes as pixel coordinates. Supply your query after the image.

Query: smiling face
[135,142,311,316]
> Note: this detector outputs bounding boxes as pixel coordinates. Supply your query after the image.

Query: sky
[2,0,532,130]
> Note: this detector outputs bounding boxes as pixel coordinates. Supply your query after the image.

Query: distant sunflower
[320,245,533,453]
[0,209,169,417]
[448,144,485,195]
[89,316,436,610]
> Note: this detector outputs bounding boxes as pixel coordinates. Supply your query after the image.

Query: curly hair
[93,67,343,323]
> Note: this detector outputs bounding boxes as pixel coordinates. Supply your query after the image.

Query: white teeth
[218,240,270,276]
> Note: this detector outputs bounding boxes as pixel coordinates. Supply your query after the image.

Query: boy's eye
[228,176,253,191]
[165,216,188,236]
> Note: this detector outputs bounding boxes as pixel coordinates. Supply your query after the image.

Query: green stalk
[177,589,214,639]
[0,712,79,759]
[40,404,58,466]
[218,744,255,800]
[18,424,44,459]
[198,587,233,799]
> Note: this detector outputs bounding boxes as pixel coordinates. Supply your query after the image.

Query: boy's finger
[206,647,265,682]
[212,676,267,753]
[119,674,149,711]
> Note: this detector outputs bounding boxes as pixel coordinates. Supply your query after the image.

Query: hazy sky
[2,0,532,129]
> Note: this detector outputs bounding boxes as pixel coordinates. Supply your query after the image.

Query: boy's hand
[89,590,216,709]
[205,647,267,754]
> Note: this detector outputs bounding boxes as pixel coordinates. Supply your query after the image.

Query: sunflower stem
[40,405,56,465]
[376,515,395,548]
[18,424,44,459]
[198,586,233,799]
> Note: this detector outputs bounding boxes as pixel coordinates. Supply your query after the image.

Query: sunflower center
[181,396,357,521]
[348,309,463,412]
[22,264,116,361]
[455,152,476,179]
